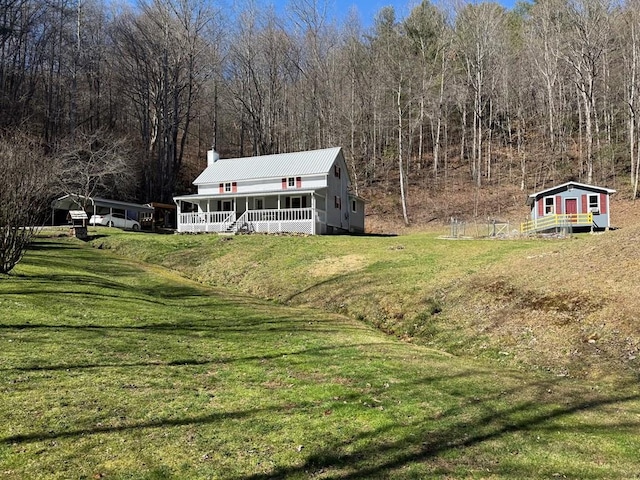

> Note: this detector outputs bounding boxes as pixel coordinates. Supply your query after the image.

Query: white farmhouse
[174,147,365,235]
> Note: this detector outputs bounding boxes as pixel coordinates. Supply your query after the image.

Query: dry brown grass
[443,219,640,380]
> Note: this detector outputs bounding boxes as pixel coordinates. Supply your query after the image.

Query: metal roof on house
[526,181,616,206]
[193,147,344,185]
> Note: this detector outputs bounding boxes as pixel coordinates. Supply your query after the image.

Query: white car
[89,213,141,231]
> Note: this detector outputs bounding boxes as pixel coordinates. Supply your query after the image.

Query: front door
[565,198,578,222]
[222,200,233,212]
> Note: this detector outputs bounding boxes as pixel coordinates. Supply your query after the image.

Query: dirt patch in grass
[308,254,367,278]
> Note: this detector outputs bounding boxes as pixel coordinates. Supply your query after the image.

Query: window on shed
[544,197,554,214]
[588,194,600,212]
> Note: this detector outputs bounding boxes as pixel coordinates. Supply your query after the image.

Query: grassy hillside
[89,223,640,381]
[1,235,639,478]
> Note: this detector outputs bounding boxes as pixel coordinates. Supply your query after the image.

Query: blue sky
[265,0,515,29]
[266,0,423,28]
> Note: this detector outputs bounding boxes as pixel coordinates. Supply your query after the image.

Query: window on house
[544,197,554,215]
[224,182,232,193]
[588,194,600,213]
[334,196,341,209]
[351,200,357,213]
[334,165,341,178]
[288,177,295,188]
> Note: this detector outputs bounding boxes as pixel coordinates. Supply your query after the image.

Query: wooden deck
[520,213,593,234]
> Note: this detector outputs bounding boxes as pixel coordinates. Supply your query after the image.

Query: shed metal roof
[526,181,616,206]
[52,194,154,213]
[193,147,343,185]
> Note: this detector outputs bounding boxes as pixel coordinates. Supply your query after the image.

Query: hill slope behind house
[90,222,640,381]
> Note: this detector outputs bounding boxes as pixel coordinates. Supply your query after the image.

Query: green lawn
[1,235,639,478]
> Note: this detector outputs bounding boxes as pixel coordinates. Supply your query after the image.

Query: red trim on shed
[219,183,224,194]
[296,176,302,188]
[555,196,562,214]
[282,178,287,189]
[232,182,237,193]
[600,193,608,214]
[581,195,588,213]
[537,199,544,217]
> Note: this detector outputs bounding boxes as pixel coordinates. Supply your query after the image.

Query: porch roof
[193,147,343,185]
[174,189,321,203]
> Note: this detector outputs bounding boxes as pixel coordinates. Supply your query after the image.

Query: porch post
[176,200,182,233]
[205,199,210,232]
[311,194,316,235]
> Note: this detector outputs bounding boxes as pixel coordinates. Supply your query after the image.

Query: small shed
[140,202,177,231]
[522,181,616,233]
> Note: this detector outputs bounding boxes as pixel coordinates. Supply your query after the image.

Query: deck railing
[178,211,235,232]
[246,208,313,222]
[178,208,323,234]
[520,212,593,234]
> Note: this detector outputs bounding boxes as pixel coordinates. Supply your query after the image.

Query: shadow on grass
[238,388,640,480]
[6,237,639,478]
[2,367,638,479]
[0,342,387,373]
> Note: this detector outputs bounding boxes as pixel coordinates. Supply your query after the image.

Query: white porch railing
[178,208,324,234]
[178,211,235,233]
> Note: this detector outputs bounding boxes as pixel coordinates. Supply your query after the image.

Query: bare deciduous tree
[0,132,57,274]
[54,129,137,204]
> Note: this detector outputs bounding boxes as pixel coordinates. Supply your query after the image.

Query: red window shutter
[555,195,562,214]
[296,177,302,188]
[600,193,607,214]
[219,183,224,194]
[282,178,287,189]
[581,195,587,213]
[537,199,544,216]
[232,182,237,193]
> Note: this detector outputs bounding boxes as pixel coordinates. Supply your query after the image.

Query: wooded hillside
[1,0,639,224]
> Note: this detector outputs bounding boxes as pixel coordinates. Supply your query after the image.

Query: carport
[51,194,154,226]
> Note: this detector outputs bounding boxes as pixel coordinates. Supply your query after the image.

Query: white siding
[326,153,350,231]
[197,174,327,196]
